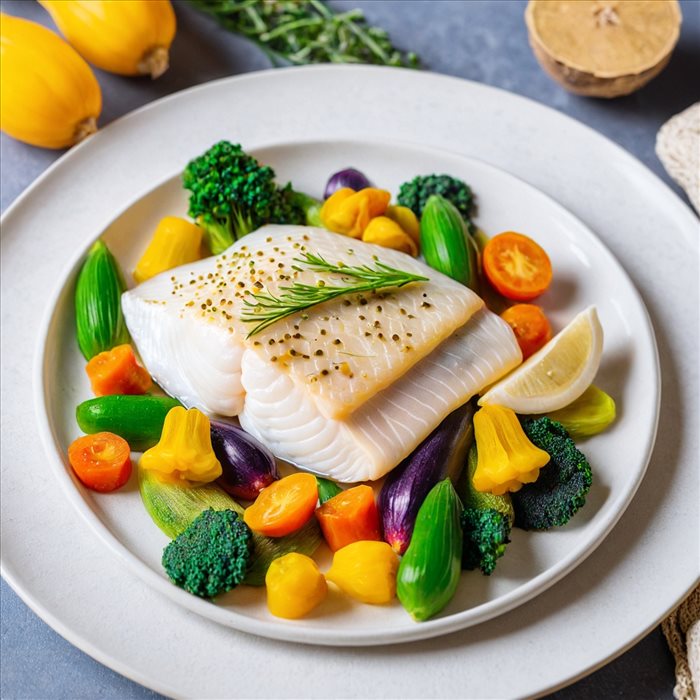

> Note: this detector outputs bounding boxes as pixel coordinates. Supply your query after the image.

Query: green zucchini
[76,395,181,451]
[316,476,343,504]
[419,195,478,291]
[138,468,322,586]
[75,240,129,360]
[396,479,463,621]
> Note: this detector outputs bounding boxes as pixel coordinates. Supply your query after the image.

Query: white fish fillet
[240,308,522,482]
[122,225,521,481]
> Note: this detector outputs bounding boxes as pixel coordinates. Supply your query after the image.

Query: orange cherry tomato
[68,432,132,492]
[500,304,553,360]
[315,485,380,552]
[482,232,552,301]
[244,473,318,537]
[85,344,152,397]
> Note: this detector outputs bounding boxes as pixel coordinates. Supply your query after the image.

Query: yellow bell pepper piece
[320,187,391,238]
[385,205,420,247]
[140,407,221,483]
[265,553,327,619]
[362,216,418,256]
[473,405,550,495]
[134,216,203,284]
[326,540,399,605]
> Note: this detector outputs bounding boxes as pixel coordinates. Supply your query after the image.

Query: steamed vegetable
[320,187,391,239]
[396,479,463,621]
[385,205,420,248]
[472,405,551,495]
[512,417,592,530]
[379,403,474,554]
[265,553,327,619]
[138,468,322,585]
[316,477,343,504]
[133,216,202,284]
[244,473,318,537]
[140,407,222,483]
[397,174,475,233]
[362,216,418,256]
[183,141,321,254]
[76,394,181,451]
[68,432,132,492]
[544,385,616,439]
[326,541,399,605]
[419,195,478,289]
[40,0,176,79]
[162,508,252,598]
[324,168,371,198]
[460,445,513,575]
[74,240,129,360]
[500,304,552,360]
[315,485,380,552]
[0,13,101,148]
[85,344,152,396]
[482,232,552,301]
[210,420,279,500]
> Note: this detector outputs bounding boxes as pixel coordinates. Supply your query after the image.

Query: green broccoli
[182,141,320,254]
[460,444,513,575]
[397,174,476,233]
[512,417,593,530]
[162,508,253,598]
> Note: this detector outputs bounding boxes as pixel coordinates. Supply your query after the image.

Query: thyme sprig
[189,0,419,68]
[241,251,428,337]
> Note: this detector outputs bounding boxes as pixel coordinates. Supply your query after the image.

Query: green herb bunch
[190,0,419,68]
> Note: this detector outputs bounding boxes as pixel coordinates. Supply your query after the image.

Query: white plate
[37,139,659,646]
[2,66,698,697]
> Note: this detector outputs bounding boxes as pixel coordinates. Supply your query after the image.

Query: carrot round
[68,432,132,492]
[85,344,152,396]
[315,484,380,552]
[501,304,553,360]
[482,232,552,301]
[244,472,318,537]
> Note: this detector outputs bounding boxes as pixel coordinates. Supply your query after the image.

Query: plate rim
[32,135,661,646]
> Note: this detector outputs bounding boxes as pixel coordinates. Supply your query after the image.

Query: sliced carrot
[501,304,553,360]
[68,432,132,492]
[86,344,152,397]
[244,473,318,537]
[482,232,552,301]
[315,485,380,552]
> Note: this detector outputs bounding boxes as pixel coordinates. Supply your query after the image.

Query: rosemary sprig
[241,251,428,337]
[189,0,420,68]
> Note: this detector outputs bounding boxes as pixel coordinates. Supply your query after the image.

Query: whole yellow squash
[40,0,176,79]
[0,13,102,149]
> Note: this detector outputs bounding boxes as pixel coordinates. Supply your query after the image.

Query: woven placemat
[663,584,700,699]
[656,102,700,214]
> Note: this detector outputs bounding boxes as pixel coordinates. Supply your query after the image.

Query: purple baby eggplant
[323,168,371,199]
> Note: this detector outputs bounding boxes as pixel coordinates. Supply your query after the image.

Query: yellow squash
[40,0,176,79]
[0,13,101,149]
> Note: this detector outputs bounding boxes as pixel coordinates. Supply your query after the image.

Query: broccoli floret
[461,507,511,575]
[397,174,475,233]
[512,417,593,530]
[182,141,318,254]
[459,444,513,575]
[162,508,253,598]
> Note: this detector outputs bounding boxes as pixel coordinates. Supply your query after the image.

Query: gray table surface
[1,1,697,697]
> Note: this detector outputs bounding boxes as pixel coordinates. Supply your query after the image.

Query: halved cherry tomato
[315,484,380,552]
[482,232,552,301]
[500,304,553,360]
[85,344,152,397]
[244,473,318,537]
[68,432,132,492]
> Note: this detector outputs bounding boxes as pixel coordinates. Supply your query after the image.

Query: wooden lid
[526,0,682,78]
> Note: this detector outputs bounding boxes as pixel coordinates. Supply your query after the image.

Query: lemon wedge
[479,306,603,414]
